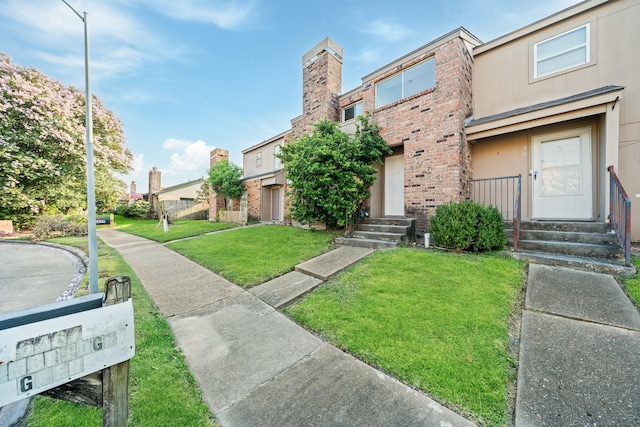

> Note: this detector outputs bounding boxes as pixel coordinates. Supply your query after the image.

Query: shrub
[120,200,150,219]
[430,200,506,252]
[32,215,88,240]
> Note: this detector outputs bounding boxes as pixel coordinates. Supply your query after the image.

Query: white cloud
[363,20,412,42]
[129,0,257,29]
[118,153,149,192]
[350,48,381,66]
[164,139,214,174]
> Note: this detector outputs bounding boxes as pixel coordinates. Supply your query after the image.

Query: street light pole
[61,0,98,294]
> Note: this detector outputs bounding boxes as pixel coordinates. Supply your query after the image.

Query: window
[375,58,435,108]
[534,24,589,78]
[256,151,262,167]
[342,101,363,122]
[273,145,281,169]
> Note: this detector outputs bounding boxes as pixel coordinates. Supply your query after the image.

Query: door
[384,155,404,216]
[271,187,281,221]
[532,127,592,219]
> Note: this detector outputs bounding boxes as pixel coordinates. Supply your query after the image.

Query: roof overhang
[466,85,624,141]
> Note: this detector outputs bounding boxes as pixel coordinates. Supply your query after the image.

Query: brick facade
[244,178,261,221]
[341,34,476,234]
[292,38,342,139]
[239,31,479,233]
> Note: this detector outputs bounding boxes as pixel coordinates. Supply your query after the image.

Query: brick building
[241,29,480,234]
[238,0,639,243]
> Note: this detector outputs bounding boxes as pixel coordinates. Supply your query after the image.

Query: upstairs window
[375,57,435,109]
[273,145,281,170]
[534,24,589,78]
[256,151,262,167]
[342,101,363,122]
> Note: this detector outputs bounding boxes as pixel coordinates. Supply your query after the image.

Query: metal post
[62,1,98,293]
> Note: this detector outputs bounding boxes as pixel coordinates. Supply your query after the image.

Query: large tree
[0,53,132,226]
[277,115,390,228]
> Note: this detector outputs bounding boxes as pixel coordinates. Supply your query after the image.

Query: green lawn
[623,255,640,305]
[285,248,525,426]
[167,225,336,287]
[108,215,237,243]
[26,237,215,427]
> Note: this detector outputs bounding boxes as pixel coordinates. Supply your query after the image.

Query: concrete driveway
[0,240,86,426]
[0,241,85,314]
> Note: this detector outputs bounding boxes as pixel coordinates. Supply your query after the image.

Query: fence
[470,175,522,251]
[608,165,632,267]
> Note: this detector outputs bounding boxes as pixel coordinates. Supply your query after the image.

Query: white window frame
[375,57,435,109]
[342,101,363,122]
[256,151,262,168]
[273,145,281,170]
[534,24,590,79]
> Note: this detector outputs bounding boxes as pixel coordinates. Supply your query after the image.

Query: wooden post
[102,276,132,427]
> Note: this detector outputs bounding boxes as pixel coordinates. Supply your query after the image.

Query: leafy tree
[277,115,391,228]
[207,159,243,206]
[0,53,132,226]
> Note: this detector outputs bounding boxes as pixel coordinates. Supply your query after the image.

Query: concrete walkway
[98,228,476,426]
[516,264,640,426]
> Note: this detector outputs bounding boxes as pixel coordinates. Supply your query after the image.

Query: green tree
[207,159,243,206]
[0,53,132,226]
[277,115,390,228]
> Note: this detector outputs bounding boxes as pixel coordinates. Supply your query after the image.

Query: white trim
[534,24,590,78]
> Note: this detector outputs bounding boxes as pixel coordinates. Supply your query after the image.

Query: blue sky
[0,0,582,193]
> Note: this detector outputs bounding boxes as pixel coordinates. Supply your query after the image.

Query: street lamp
[61,0,98,294]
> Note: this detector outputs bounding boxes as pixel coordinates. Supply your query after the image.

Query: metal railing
[344,202,366,237]
[470,175,522,251]
[608,165,632,267]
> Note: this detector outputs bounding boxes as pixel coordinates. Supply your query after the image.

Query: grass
[108,215,237,243]
[285,248,525,426]
[623,255,640,306]
[167,225,336,287]
[25,236,215,427]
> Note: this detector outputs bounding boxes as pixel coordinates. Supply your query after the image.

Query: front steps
[507,221,635,275]
[335,218,415,249]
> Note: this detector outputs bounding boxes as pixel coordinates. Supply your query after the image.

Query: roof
[466,85,624,128]
[154,178,205,195]
[474,0,609,55]
[361,27,482,84]
[242,129,291,154]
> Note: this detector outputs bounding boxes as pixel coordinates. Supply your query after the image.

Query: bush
[430,200,506,252]
[32,215,88,240]
[120,200,150,219]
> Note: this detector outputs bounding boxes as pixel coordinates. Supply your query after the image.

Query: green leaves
[277,115,391,228]
[430,200,507,252]
[207,158,243,201]
[0,53,132,226]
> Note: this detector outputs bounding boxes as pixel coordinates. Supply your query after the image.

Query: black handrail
[608,165,631,267]
[471,175,522,251]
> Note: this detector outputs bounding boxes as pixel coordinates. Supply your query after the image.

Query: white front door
[384,154,404,216]
[532,127,592,219]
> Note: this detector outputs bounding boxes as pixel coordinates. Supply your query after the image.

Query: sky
[0,0,584,194]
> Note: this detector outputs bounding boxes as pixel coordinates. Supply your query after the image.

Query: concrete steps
[507,221,633,274]
[335,218,415,249]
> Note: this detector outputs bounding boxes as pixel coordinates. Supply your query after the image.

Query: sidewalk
[98,228,476,426]
[516,264,640,426]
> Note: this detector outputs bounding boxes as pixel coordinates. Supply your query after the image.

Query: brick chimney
[292,37,343,138]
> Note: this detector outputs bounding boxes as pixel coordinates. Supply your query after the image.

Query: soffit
[466,85,623,140]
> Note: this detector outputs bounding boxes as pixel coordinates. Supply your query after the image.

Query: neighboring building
[146,166,207,220]
[467,0,639,240]
[241,131,289,222]
[238,0,638,241]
